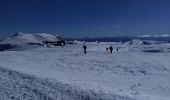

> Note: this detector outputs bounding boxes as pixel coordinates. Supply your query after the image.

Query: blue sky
[0,0,170,38]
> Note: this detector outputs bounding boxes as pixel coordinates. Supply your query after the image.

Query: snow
[137,35,151,37]
[160,34,170,37]
[137,34,170,38]
[0,32,61,45]
[0,37,170,100]
[0,32,64,51]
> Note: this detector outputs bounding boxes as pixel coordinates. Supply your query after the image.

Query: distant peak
[137,34,170,37]
[14,32,26,36]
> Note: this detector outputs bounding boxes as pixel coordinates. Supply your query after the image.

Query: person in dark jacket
[106,47,109,52]
[109,46,113,54]
[116,48,119,52]
[82,44,87,54]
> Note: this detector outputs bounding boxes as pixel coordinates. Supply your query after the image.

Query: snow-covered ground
[0,34,170,100]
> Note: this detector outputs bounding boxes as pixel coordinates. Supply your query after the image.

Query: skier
[106,47,109,52]
[82,44,87,54]
[116,48,119,52]
[109,46,113,54]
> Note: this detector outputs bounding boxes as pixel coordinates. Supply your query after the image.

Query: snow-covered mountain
[0,32,64,51]
[137,34,170,38]
[0,32,62,45]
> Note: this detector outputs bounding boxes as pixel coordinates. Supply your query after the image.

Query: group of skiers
[106,46,119,53]
[82,44,118,54]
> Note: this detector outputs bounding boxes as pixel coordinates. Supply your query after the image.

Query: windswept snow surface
[0,42,170,100]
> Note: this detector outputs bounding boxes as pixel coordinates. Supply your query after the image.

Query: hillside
[0,32,64,51]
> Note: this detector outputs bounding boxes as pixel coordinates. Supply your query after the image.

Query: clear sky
[0,0,170,38]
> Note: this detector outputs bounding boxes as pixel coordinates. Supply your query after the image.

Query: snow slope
[0,32,64,51]
[0,42,170,100]
[0,32,61,45]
